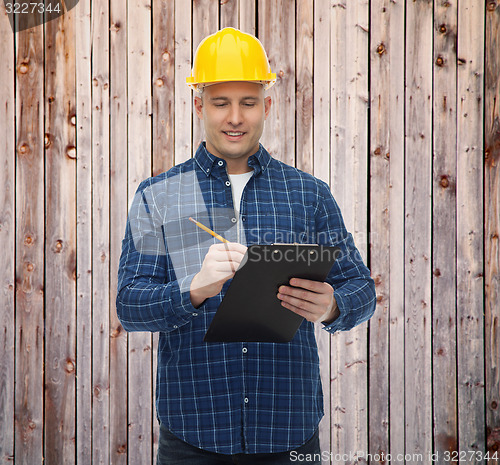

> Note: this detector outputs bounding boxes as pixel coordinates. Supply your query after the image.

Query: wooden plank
[151,1,176,458]
[405,0,433,462]
[174,0,192,164]
[329,0,347,456]
[220,0,238,28]
[238,0,255,35]
[296,0,313,174]
[0,5,15,463]
[152,0,175,175]
[109,0,128,463]
[387,0,405,461]
[258,0,295,166]
[330,0,369,460]
[44,5,77,464]
[368,0,391,458]
[192,0,219,150]
[313,1,331,462]
[456,0,485,459]
[14,14,45,465]
[127,0,153,462]
[75,0,93,462]
[313,0,330,186]
[432,0,458,456]
[91,0,111,462]
[485,1,500,458]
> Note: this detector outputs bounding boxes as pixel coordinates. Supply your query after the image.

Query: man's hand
[277,278,339,324]
[190,242,248,308]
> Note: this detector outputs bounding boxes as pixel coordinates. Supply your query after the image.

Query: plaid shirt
[116,143,376,455]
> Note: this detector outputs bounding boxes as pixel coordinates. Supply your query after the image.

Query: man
[117,27,376,464]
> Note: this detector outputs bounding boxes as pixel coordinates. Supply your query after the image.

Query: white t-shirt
[228,171,253,216]
[228,171,253,241]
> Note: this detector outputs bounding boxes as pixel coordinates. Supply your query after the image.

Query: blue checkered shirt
[116,143,376,455]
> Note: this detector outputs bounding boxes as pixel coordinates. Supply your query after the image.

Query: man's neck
[226,158,254,175]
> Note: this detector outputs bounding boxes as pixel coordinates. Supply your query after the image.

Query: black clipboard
[203,244,341,343]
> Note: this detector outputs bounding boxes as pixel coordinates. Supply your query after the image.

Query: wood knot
[18,143,29,155]
[155,78,164,87]
[117,444,127,454]
[440,175,450,188]
[70,115,76,126]
[18,63,29,74]
[376,43,386,56]
[54,240,63,253]
[162,50,171,62]
[492,401,498,409]
[48,96,55,104]
[374,147,381,156]
[66,146,77,159]
[278,70,285,78]
[24,235,34,246]
[439,24,447,34]
[111,326,122,338]
[28,420,36,430]
[434,268,441,277]
[436,56,445,67]
[44,134,51,148]
[487,1,497,12]
[65,359,75,374]
[26,262,34,272]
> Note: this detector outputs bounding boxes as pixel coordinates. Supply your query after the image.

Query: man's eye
[243,103,255,107]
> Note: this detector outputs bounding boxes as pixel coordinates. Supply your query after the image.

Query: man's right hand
[190,242,248,308]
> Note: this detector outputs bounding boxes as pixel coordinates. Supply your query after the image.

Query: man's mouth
[223,131,245,137]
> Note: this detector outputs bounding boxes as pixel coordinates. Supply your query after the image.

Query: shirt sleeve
[116,180,199,333]
[314,181,376,334]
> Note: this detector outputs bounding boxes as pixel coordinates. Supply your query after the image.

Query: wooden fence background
[0,0,499,464]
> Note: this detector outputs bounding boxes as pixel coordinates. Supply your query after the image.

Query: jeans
[156,423,321,465]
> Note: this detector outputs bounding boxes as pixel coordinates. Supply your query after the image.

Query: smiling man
[117,27,376,465]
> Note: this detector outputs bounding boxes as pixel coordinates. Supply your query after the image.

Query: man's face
[194,81,272,165]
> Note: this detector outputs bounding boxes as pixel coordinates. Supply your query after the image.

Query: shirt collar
[194,142,272,177]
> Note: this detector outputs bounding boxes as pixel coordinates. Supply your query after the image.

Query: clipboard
[203,244,341,343]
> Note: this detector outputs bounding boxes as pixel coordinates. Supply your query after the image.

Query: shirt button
[244,397,249,404]
[231,217,237,223]
[206,168,210,173]
[225,181,231,187]
[192,313,198,317]
[173,325,178,329]
[242,347,247,354]
[218,160,224,166]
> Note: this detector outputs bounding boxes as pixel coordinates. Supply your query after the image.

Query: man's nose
[227,104,243,126]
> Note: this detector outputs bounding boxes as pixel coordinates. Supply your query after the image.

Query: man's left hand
[277,278,339,324]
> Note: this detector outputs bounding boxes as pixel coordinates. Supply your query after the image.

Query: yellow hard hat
[186,27,276,92]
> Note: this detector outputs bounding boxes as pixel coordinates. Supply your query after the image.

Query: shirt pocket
[254,206,315,244]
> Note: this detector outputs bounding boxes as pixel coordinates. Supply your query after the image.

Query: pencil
[189,217,229,243]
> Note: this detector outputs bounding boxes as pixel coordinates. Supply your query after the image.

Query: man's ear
[264,96,272,120]
[194,96,204,119]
